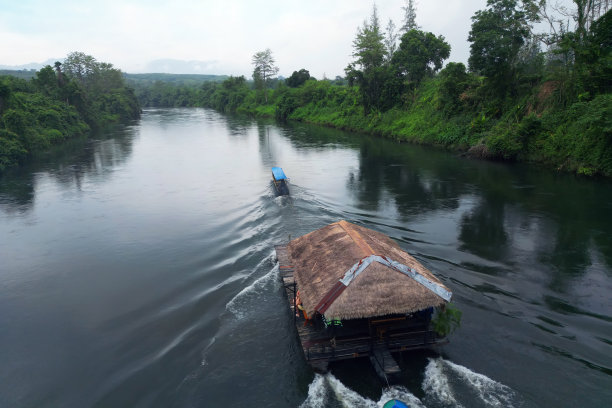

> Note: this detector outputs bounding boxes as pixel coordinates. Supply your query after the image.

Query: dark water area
[1,108,610,407]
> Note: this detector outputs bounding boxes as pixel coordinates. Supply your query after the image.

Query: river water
[0,108,610,407]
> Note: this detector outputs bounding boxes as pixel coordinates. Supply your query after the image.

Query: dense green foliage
[432,303,462,337]
[0,52,140,173]
[0,70,37,80]
[130,3,611,177]
[468,0,533,98]
[286,69,311,88]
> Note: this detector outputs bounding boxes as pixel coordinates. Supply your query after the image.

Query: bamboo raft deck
[275,245,446,375]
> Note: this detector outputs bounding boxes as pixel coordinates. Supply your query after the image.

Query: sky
[1,0,491,78]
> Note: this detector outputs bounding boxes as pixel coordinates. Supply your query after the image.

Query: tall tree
[563,0,610,42]
[393,30,451,89]
[251,48,279,103]
[401,0,419,32]
[63,51,98,85]
[54,61,64,86]
[345,4,392,112]
[385,19,399,61]
[351,5,386,71]
[468,0,534,96]
[548,1,611,60]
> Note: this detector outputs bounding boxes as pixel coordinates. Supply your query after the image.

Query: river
[1,108,610,407]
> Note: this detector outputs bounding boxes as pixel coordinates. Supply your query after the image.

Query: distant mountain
[0,58,60,71]
[142,59,223,75]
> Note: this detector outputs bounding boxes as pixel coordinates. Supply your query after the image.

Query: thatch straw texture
[288,220,449,320]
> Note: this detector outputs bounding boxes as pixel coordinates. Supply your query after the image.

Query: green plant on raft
[432,303,462,337]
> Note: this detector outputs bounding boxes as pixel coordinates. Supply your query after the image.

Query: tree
[572,9,612,95]
[351,4,386,71]
[392,29,450,89]
[0,79,11,113]
[54,61,64,86]
[400,0,419,32]
[34,65,60,97]
[468,0,534,96]
[58,52,139,125]
[345,4,391,112]
[286,69,311,87]
[63,51,98,85]
[558,1,610,44]
[438,62,474,114]
[384,19,399,61]
[251,48,279,103]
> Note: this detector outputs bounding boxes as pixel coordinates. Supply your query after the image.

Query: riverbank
[0,53,140,175]
[192,77,611,178]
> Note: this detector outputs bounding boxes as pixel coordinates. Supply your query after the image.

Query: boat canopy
[272,167,287,181]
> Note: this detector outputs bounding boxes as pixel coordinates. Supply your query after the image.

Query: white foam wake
[299,374,331,408]
[423,357,517,408]
[327,374,377,407]
[299,373,424,408]
[423,358,462,407]
[298,359,518,408]
[225,255,279,319]
[444,359,516,407]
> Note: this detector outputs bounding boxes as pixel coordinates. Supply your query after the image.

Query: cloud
[0,0,489,77]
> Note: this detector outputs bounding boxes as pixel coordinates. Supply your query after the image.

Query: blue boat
[383,400,410,408]
[271,167,290,195]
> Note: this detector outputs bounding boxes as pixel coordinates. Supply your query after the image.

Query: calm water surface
[1,108,610,407]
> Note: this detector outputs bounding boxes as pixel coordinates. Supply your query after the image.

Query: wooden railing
[304,329,443,362]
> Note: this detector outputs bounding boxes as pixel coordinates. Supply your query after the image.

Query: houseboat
[275,220,453,379]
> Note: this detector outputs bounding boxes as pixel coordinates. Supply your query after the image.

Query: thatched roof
[288,220,450,321]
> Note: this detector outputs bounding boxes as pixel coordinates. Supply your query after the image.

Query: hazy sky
[1,0,490,77]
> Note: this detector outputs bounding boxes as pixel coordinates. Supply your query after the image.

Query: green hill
[123,73,228,87]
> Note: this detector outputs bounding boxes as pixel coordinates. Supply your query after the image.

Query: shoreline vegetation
[0,52,140,174]
[131,2,611,177]
[1,2,610,177]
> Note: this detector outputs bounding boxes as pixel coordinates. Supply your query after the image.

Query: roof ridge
[336,220,375,257]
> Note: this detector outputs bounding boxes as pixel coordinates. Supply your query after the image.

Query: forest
[132,0,611,177]
[1,0,610,176]
[0,52,140,173]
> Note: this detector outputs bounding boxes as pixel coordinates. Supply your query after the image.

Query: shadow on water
[0,123,137,215]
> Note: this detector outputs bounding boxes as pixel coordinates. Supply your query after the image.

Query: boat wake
[300,373,424,408]
[423,358,518,408]
[300,358,519,408]
[225,253,280,320]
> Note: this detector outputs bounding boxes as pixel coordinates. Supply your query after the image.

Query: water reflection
[459,197,508,262]
[0,124,137,215]
[224,114,253,137]
[272,119,612,303]
[348,138,465,215]
[257,122,276,167]
[1,109,610,407]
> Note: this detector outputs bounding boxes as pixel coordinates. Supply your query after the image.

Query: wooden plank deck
[371,344,401,384]
[274,244,447,374]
